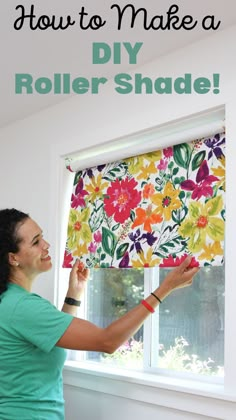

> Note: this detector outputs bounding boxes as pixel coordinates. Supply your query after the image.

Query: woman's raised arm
[56,256,199,353]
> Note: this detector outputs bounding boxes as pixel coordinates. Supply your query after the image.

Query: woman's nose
[43,239,50,249]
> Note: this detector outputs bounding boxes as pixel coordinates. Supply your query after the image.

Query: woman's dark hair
[0,208,29,295]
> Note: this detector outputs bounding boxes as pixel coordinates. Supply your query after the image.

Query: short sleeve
[10,293,74,353]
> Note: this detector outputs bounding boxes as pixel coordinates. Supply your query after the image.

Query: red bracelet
[141,299,155,313]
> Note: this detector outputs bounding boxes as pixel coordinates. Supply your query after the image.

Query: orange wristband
[141,299,155,313]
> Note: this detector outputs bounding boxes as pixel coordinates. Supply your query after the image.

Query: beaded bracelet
[141,299,155,313]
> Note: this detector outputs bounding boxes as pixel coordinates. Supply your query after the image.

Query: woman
[0,208,199,420]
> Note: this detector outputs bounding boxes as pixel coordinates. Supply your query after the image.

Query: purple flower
[119,252,130,268]
[181,160,219,200]
[129,229,142,253]
[204,133,225,160]
[71,178,88,208]
[142,232,158,247]
[129,229,157,253]
[83,165,106,179]
[97,164,106,172]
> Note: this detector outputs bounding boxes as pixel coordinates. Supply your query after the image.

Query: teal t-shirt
[0,283,74,420]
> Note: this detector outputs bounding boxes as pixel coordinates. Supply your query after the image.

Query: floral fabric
[63,132,225,268]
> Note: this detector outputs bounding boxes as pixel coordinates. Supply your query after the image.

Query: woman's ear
[8,252,19,267]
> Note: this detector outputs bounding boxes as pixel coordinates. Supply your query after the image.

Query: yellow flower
[178,196,224,253]
[137,161,157,180]
[144,150,162,162]
[150,181,182,221]
[125,150,162,175]
[126,156,143,175]
[198,242,223,261]
[72,242,88,258]
[132,248,160,267]
[85,174,109,203]
[212,156,225,191]
[67,208,92,249]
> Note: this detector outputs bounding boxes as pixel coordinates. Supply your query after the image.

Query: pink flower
[71,178,88,208]
[104,177,141,223]
[62,250,73,268]
[160,254,199,268]
[94,231,102,243]
[163,147,173,158]
[88,242,97,253]
[157,159,168,171]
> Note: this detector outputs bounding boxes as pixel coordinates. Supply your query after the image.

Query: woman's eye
[33,240,39,245]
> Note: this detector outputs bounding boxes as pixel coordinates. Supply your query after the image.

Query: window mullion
[143,268,160,370]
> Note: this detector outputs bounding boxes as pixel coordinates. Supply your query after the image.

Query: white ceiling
[1,0,236,128]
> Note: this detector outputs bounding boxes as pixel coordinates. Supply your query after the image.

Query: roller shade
[63,131,225,269]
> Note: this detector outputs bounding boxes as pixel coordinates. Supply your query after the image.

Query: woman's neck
[9,270,35,292]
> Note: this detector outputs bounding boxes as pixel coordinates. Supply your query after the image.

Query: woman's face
[12,218,52,278]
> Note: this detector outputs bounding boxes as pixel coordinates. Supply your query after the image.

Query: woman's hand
[157,255,200,300]
[67,260,90,300]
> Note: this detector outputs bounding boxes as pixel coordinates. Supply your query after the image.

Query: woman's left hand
[67,260,90,300]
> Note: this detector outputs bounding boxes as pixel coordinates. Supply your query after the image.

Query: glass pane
[153,266,225,377]
[85,268,144,368]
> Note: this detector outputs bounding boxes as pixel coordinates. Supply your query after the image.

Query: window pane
[153,266,225,377]
[85,268,144,367]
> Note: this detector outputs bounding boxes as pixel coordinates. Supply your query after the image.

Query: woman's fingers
[69,260,89,282]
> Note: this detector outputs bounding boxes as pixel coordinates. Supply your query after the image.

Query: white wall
[1,25,236,419]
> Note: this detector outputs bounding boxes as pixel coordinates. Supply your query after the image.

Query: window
[86,268,144,368]
[58,108,226,383]
[63,265,224,379]
[157,266,224,377]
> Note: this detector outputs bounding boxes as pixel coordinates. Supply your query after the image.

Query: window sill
[63,361,236,418]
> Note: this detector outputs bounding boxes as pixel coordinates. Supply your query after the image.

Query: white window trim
[63,362,236,419]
